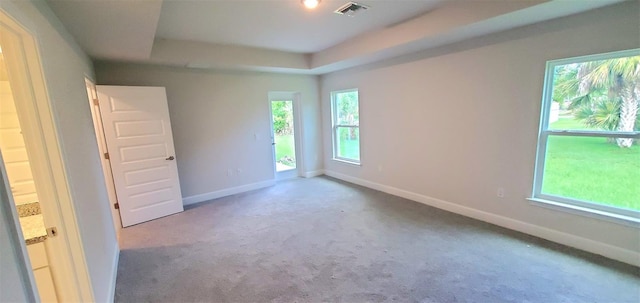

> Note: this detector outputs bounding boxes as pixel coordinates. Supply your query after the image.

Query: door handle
[166,156,175,161]
[272,143,276,145]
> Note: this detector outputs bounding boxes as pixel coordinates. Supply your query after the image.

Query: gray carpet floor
[115,176,640,303]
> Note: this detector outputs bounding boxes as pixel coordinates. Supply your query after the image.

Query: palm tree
[555,56,640,147]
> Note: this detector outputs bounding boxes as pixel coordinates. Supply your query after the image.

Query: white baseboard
[182,179,276,206]
[304,170,325,178]
[107,243,120,303]
[324,170,640,267]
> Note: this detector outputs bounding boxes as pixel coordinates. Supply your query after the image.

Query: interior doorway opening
[85,79,122,238]
[0,38,55,302]
[0,9,94,302]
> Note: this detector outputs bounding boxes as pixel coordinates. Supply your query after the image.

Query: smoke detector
[334,2,370,16]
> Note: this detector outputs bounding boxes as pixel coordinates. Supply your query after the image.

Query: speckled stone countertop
[16,202,47,245]
[17,202,41,217]
[19,214,47,245]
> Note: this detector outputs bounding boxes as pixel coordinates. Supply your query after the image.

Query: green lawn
[277,133,361,162]
[275,134,295,165]
[339,138,360,160]
[543,118,640,211]
[337,128,360,161]
[549,115,596,130]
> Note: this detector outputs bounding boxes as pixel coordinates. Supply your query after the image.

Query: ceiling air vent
[334,2,370,16]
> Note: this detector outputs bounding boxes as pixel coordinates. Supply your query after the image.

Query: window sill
[527,197,640,228]
[332,158,361,166]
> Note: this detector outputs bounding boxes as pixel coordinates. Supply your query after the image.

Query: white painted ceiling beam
[149,39,310,71]
[310,0,547,70]
[46,0,626,75]
[308,0,624,74]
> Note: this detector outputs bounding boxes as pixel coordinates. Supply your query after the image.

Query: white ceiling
[47,0,162,60]
[46,0,625,74]
[156,0,443,53]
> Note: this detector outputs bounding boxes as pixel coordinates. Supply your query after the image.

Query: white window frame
[532,49,640,224]
[331,89,361,165]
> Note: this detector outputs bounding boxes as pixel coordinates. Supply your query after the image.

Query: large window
[533,49,640,222]
[331,89,360,164]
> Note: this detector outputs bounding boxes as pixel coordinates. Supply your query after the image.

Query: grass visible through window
[338,136,360,160]
[275,134,295,167]
[543,117,640,211]
[332,90,360,162]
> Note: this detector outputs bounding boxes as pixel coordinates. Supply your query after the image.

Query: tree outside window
[533,49,640,220]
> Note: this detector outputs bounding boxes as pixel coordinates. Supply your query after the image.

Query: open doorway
[0,9,93,302]
[269,92,303,180]
[0,40,56,302]
[85,79,122,238]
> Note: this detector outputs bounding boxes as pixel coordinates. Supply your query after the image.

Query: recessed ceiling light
[302,0,320,9]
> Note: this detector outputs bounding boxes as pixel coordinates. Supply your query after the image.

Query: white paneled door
[96,86,183,227]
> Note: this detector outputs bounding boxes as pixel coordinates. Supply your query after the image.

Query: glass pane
[548,55,640,136]
[271,100,296,172]
[336,127,360,161]
[541,135,640,211]
[335,91,359,125]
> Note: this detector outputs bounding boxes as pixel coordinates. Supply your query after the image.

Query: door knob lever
[166,156,175,160]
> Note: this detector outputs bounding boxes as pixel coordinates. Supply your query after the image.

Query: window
[533,49,640,222]
[331,89,360,164]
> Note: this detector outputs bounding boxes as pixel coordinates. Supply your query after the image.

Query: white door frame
[0,9,94,302]
[85,79,122,239]
[268,92,304,180]
[0,152,37,301]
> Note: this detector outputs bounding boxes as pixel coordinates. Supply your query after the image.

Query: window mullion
[331,89,360,164]
[533,48,640,223]
[546,130,640,139]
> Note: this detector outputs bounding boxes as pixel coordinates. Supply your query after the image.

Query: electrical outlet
[497,187,505,198]
[237,168,243,174]
[227,169,233,177]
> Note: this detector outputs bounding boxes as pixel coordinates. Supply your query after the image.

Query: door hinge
[93,98,99,106]
[104,152,110,160]
[114,203,119,210]
[46,227,58,238]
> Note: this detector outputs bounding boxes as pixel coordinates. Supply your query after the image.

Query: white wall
[94,63,322,201]
[321,2,639,263]
[0,1,117,301]
[0,81,39,205]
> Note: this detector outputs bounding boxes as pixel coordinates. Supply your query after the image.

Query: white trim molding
[528,198,640,227]
[304,170,325,178]
[182,180,276,206]
[107,244,120,303]
[0,8,95,302]
[532,49,640,222]
[324,170,640,267]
